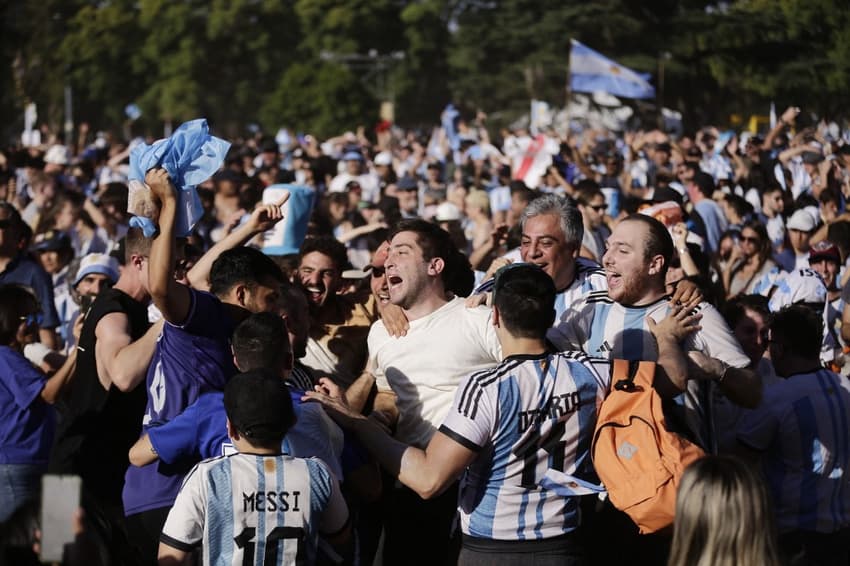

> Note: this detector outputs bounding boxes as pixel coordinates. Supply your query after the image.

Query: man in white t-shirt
[367,219,502,565]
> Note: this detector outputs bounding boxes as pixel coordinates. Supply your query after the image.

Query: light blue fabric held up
[128,119,231,237]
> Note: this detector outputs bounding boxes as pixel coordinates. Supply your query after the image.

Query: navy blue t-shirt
[123,289,238,515]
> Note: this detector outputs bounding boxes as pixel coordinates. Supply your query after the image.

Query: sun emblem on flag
[609,65,621,75]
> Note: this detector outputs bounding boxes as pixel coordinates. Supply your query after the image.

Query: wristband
[677,247,689,254]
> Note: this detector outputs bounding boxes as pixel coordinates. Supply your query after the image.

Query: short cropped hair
[769,305,823,360]
[0,284,39,344]
[623,214,674,276]
[209,247,284,297]
[492,264,556,339]
[232,312,292,373]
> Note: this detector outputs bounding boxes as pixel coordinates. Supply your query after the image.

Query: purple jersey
[123,289,238,515]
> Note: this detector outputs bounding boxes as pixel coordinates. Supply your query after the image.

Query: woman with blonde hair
[668,456,781,566]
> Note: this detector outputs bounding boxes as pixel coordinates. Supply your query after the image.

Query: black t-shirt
[48,287,150,508]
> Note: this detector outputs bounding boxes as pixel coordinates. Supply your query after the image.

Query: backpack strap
[612,359,655,391]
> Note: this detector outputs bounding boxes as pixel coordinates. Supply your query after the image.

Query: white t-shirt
[370,297,502,448]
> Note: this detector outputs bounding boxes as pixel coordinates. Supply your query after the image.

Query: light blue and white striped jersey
[439,351,610,541]
[474,257,607,325]
[553,258,608,323]
[161,453,348,566]
[550,292,749,366]
[737,369,850,534]
[549,292,750,450]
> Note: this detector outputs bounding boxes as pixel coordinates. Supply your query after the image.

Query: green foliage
[260,60,376,138]
[3,0,850,141]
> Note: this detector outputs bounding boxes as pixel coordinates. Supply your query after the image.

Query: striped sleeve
[439,361,521,451]
[438,371,496,451]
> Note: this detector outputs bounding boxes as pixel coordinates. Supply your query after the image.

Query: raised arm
[145,168,191,323]
[186,192,289,291]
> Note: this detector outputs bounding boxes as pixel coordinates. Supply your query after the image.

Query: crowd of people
[1,103,849,566]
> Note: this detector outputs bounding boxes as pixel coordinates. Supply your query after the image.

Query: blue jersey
[161,453,349,566]
[124,288,238,515]
[0,346,54,465]
[440,351,610,540]
[147,389,344,480]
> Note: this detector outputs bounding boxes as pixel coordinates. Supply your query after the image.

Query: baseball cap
[787,209,816,232]
[44,145,70,166]
[809,240,841,264]
[768,270,827,313]
[224,369,295,443]
[396,175,418,191]
[32,230,72,252]
[342,151,364,162]
[434,202,462,222]
[74,253,120,287]
[373,152,392,166]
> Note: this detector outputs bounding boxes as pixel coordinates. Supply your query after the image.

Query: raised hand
[647,303,702,343]
[144,168,174,203]
[246,191,290,233]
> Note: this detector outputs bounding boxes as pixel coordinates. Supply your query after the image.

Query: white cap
[373,151,392,166]
[74,253,120,287]
[787,209,816,232]
[44,144,70,165]
[768,270,827,312]
[435,202,462,222]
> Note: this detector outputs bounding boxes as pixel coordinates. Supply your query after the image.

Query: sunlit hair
[520,193,583,249]
[668,456,780,566]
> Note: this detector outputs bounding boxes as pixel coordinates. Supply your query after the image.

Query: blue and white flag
[260,184,316,256]
[569,39,655,100]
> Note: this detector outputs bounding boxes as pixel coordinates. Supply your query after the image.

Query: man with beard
[295,235,377,389]
[550,214,761,452]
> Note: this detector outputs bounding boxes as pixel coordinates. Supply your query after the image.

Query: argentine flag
[569,39,655,100]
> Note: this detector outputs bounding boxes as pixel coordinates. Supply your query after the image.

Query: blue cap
[342,151,364,161]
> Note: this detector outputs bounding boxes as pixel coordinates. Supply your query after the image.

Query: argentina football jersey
[162,453,347,566]
[549,292,751,450]
[439,351,610,540]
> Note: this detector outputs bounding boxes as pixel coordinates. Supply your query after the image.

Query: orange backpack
[591,359,705,534]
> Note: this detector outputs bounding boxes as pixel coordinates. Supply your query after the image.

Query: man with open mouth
[295,235,377,390]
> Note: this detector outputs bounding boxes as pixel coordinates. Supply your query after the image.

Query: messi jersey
[439,351,610,541]
[161,453,348,566]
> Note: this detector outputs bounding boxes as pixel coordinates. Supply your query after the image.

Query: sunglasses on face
[589,204,608,212]
[740,236,760,244]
